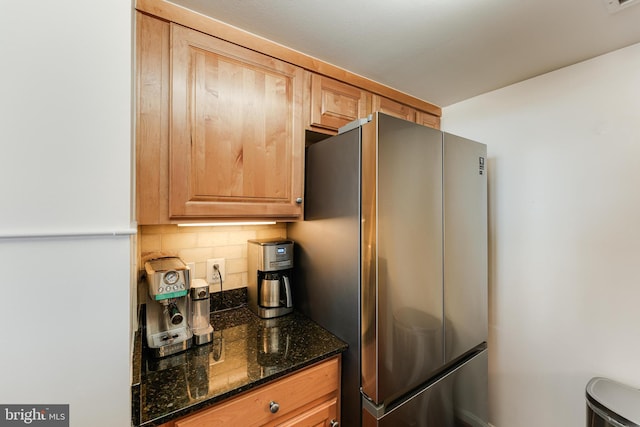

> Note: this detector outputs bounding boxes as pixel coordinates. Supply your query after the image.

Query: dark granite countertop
[131,306,347,427]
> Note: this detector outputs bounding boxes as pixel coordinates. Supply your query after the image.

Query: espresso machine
[247,238,294,318]
[144,257,193,358]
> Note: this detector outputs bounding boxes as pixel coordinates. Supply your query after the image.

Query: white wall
[0,238,131,426]
[0,1,133,235]
[443,43,640,427]
[0,1,133,426]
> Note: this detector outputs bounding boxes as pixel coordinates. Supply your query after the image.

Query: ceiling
[166,0,640,107]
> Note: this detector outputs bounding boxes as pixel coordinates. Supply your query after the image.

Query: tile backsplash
[138,223,287,292]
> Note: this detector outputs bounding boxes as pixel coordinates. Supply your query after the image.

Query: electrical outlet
[206,258,226,285]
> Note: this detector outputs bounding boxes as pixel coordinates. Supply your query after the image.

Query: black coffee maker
[247,238,294,319]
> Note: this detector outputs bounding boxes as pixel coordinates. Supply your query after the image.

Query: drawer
[275,397,338,427]
[175,357,339,427]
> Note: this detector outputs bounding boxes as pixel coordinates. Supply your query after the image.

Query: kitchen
[1,1,639,427]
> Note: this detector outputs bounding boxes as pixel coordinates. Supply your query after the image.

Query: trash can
[586,377,640,427]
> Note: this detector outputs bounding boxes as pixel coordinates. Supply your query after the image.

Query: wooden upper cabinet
[416,110,441,129]
[136,2,442,224]
[136,12,171,225]
[372,95,416,122]
[170,24,304,219]
[307,73,370,134]
[372,95,440,130]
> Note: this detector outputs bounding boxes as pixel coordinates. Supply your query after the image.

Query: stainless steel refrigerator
[288,112,488,426]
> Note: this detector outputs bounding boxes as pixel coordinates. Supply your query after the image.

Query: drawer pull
[330,420,339,427]
[269,401,280,414]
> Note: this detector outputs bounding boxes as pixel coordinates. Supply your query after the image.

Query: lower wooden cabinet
[160,356,341,427]
[277,397,337,427]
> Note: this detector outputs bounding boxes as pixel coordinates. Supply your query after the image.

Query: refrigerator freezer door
[363,349,488,427]
[443,133,488,363]
[361,113,445,406]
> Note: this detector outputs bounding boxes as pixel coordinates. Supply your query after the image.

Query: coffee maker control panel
[145,257,190,301]
[249,239,293,271]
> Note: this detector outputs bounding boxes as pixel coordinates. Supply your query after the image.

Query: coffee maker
[247,238,294,318]
[144,257,193,358]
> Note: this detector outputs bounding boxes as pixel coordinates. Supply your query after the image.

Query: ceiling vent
[604,0,640,13]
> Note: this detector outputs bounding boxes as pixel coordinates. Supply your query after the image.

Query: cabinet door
[170,24,304,219]
[416,110,441,130]
[371,95,416,122]
[276,398,338,427]
[308,73,370,134]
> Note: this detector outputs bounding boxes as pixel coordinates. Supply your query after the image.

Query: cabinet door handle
[295,197,303,204]
[330,420,339,427]
[269,401,280,413]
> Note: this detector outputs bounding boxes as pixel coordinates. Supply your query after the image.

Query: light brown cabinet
[136,13,305,223]
[136,2,442,224]
[306,75,441,136]
[371,95,440,129]
[371,94,416,122]
[169,24,304,220]
[416,110,441,129]
[277,398,338,426]
[306,73,370,134]
[136,12,171,225]
[159,356,341,427]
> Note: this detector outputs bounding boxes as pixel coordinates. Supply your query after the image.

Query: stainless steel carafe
[260,272,292,308]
